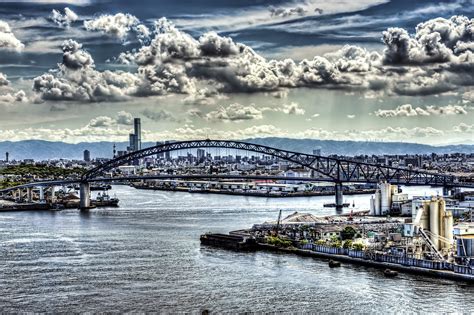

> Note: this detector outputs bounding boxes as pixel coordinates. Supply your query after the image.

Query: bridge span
[1,139,473,209]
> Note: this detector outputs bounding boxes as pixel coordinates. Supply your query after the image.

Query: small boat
[328,260,341,268]
[384,269,398,277]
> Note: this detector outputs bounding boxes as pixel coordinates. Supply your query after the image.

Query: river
[0,185,473,313]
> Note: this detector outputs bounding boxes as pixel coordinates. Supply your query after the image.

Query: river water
[1,185,473,313]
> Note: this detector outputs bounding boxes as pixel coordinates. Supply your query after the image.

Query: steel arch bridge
[82,139,467,188]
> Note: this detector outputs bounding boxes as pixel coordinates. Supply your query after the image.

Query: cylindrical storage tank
[375,190,381,216]
[419,205,430,230]
[429,199,440,250]
[456,238,474,257]
[443,211,454,247]
[380,183,391,215]
[370,195,375,216]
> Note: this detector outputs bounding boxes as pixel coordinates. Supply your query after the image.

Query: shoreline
[132,185,376,198]
[257,243,474,283]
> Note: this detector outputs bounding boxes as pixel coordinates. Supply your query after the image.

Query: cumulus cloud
[0,72,9,86]
[141,108,175,121]
[84,13,149,43]
[453,123,473,133]
[269,5,307,18]
[88,111,134,128]
[50,7,78,27]
[116,110,133,125]
[205,103,263,122]
[33,39,184,102]
[462,90,474,103]
[0,90,28,104]
[0,20,24,51]
[375,104,467,117]
[33,15,474,103]
[1,121,473,144]
[382,16,473,65]
[280,102,305,115]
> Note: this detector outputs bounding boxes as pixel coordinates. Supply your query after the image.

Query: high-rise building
[5,152,9,163]
[197,149,205,161]
[83,150,91,162]
[165,141,171,161]
[156,141,164,159]
[134,118,141,151]
[127,118,142,153]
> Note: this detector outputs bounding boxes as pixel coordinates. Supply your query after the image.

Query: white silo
[380,182,392,215]
[374,189,381,216]
[429,198,440,250]
[370,195,375,216]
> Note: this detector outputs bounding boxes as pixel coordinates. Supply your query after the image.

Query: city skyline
[0,1,473,145]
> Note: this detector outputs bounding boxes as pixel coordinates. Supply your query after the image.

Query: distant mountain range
[0,138,473,161]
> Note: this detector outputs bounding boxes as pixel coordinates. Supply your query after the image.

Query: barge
[200,233,257,251]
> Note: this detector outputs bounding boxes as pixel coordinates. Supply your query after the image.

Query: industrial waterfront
[1,185,473,313]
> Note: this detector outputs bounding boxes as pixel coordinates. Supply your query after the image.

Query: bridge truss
[82,139,463,187]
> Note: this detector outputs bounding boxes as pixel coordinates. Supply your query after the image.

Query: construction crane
[275,209,282,235]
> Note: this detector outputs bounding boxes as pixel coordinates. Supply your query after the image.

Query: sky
[0,0,473,145]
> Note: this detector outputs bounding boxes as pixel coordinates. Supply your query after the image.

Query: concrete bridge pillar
[51,186,56,203]
[26,187,33,203]
[335,182,344,211]
[80,182,91,210]
[39,186,45,202]
[442,186,452,197]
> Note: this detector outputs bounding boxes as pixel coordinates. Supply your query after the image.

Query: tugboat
[384,269,398,277]
[93,192,119,207]
[328,260,341,268]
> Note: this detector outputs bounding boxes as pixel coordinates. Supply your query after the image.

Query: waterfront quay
[131,180,376,198]
[201,198,474,283]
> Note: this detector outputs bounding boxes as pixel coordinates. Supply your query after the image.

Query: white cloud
[116,111,133,125]
[0,90,28,104]
[1,123,471,144]
[84,13,149,42]
[88,111,134,128]
[281,102,305,115]
[32,15,474,103]
[50,7,79,27]
[375,104,467,118]
[205,103,263,122]
[0,20,24,52]
[0,72,9,86]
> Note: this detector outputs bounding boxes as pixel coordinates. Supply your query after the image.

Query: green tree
[341,226,357,240]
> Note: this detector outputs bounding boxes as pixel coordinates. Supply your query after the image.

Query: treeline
[0,164,86,178]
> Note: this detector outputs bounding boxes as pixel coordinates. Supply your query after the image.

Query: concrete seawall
[258,244,474,283]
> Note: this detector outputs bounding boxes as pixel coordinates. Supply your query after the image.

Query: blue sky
[0,0,473,144]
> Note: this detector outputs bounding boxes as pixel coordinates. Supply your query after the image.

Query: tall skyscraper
[156,141,164,159]
[197,149,205,161]
[5,152,9,163]
[165,141,171,161]
[134,118,141,151]
[83,150,91,162]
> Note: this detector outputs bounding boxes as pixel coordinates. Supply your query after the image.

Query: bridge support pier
[39,186,45,203]
[26,187,33,203]
[442,186,453,197]
[335,182,343,211]
[51,186,56,203]
[79,182,91,210]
